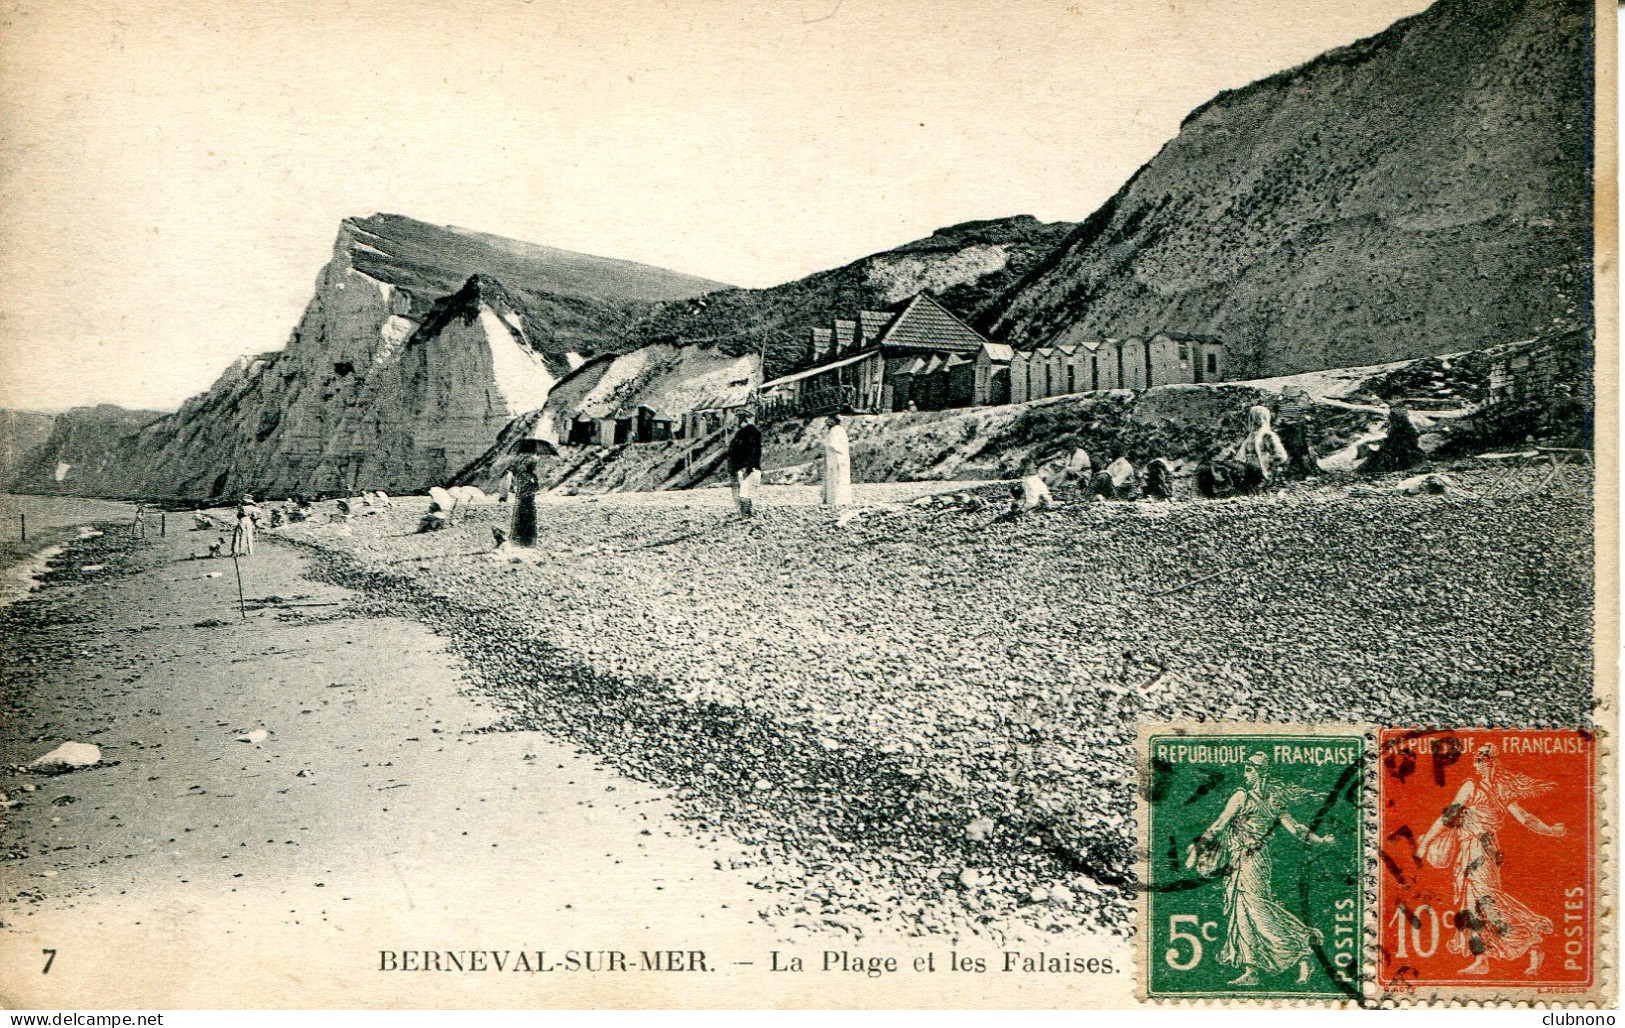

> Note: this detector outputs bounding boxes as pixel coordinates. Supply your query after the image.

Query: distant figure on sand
[1275,387,1319,478]
[133,503,147,540]
[822,414,853,507]
[727,410,762,518]
[1360,405,1426,475]
[1235,405,1288,492]
[230,503,255,556]
[510,458,540,547]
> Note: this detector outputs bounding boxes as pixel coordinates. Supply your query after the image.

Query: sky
[0,0,1434,412]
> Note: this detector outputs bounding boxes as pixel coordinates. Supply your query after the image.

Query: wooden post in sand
[231,552,246,620]
[160,513,166,537]
[19,513,25,541]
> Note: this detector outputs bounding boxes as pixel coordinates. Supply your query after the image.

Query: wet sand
[0,528,786,1006]
[3,518,1129,1008]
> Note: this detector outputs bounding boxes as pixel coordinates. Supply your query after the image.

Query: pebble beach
[283,473,1594,939]
[0,470,1593,1003]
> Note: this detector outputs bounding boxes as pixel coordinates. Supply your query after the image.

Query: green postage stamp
[1140,726,1366,1001]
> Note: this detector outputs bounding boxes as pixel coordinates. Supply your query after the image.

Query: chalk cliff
[622,216,1079,378]
[985,0,1594,377]
[8,216,728,499]
[3,406,165,495]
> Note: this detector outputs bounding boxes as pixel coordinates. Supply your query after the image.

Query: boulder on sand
[428,486,456,512]
[29,742,102,773]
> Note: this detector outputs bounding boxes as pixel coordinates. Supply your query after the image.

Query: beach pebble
[29,742,102,773]
[236,729,271,744]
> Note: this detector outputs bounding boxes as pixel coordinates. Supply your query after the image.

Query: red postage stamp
[1377,729,1595,995]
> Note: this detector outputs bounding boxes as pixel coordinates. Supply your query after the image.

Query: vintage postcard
[0,0,1614,1012]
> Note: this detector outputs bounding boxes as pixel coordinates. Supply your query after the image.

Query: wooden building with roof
[757,292,1011,417]
[1009,332,1226,403]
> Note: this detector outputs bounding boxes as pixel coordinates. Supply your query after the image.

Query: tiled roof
[874,293,988,352]
[980,342,1014,361]
[760,348,876,388]
[858,310,892,344]
[833,319,856,350]
[810,327,833,344]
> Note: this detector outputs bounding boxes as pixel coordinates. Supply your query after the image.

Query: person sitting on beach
[1062,448,1093,497]
[1145,458,1175,500]
[1275,387,1319,478]
[1091,455,1140,500]
[1234,406,1288,492]
[1008,474,1055,515]
[207,537,225,558]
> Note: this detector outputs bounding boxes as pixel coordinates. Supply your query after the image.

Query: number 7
[42,949,56,974]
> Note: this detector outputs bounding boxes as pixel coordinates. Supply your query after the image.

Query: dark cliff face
[0,410,58,483]
[622,215,1079,378]
[6,405,166,497]
[986,0,1593,377]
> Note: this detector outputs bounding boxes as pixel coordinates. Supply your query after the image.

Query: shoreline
[0,519,846,1009]
[0,540,67,609]
[0,471,1594,1005]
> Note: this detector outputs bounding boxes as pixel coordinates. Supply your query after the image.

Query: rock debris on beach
[234,471,1593,939]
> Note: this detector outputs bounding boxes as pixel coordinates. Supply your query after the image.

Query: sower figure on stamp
[1185,753,1336,986]
[1417,743,1565,977]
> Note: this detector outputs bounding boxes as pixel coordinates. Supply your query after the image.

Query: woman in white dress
[821,414,853,506]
